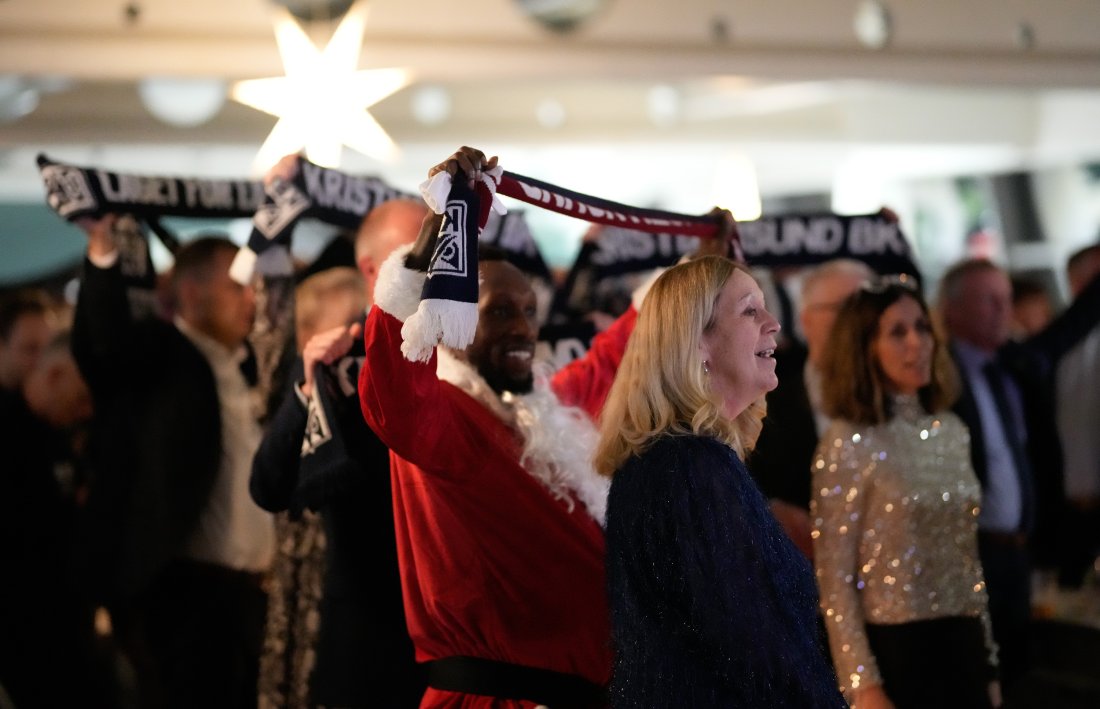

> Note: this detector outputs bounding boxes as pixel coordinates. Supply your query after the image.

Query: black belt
[426,656,607,708]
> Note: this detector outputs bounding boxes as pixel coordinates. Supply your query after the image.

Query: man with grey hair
[748,258,874,557]
[938,254,1100,690]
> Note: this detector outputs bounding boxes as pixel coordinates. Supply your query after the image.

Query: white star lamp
[232,1,411,172]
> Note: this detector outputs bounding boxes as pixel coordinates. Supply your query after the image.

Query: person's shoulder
[619,433,735,486]
[643,432,729,460]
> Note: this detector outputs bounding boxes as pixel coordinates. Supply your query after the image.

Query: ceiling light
[139,77,227,127]
[410,85,452,126]
[536,99,566,129]
[712,153,761,221]
[0,76,40,124]
[647,85,680,128]
[854,0,892,50]
[514,0,608,33]
[232,1,411,171]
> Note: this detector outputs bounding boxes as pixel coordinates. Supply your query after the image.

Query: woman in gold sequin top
[811,278,1000,709]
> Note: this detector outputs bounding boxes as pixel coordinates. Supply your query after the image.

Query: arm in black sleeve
[1025,271,1100,366]
[250,359,308,513]
[71,259,136,391]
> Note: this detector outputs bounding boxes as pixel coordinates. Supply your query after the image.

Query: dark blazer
[250,334,421,707]
[71,259,221,603]
[747,341,820,510]
[949,272,1100,565]
[950,342,1062,561]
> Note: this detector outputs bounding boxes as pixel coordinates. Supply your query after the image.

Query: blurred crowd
[1,147,1099,709]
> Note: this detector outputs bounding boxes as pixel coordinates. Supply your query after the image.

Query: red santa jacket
[359,249,635,709]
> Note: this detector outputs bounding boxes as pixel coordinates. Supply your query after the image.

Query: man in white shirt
[73,214,274,709]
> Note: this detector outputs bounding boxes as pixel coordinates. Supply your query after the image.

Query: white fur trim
[372,244,425,322]
[400,298,478,363]
[435,350,609,525]
[632,266,665,312]
[228,247,257,285]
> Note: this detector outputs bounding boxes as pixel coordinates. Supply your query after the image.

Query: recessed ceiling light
[411,85,452,126]
[854,0,892,50]
[536,99,566,129]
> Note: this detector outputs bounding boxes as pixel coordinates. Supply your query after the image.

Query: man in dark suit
[748,259,873,558]
[938,258,1065,689]
[72,214,274,709]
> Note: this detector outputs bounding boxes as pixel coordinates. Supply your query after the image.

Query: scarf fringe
[400,298,479,363]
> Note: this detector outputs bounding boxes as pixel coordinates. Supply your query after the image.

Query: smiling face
[872,294,934,396]
[699,268,781,419]
[464,260,539,394]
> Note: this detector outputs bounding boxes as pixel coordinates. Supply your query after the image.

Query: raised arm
[70,213,138,389]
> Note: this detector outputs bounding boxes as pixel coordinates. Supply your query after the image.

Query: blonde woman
[595,255,845,708]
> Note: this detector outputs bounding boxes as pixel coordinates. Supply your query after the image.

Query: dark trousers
[978,532,1032,691]
[112,559,268,709]
[867,616,994,709]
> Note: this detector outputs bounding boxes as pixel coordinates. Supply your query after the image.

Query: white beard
[436,349,609,525]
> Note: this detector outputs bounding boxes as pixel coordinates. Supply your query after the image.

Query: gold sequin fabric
[810,396,997,695]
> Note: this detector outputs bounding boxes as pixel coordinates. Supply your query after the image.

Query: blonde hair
[294,267,367,350]
[594,256,767,477]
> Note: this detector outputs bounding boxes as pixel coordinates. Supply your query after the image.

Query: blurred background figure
[1010,276,1054,341]
[813,277,999,709]
[748,258,874,558]
[938,258,1062,690]
[254,266,368,709]
[0,330,105,707]
[1055,244,1100,588]
[252,200,426,709]
[72,215,274,709]
[0,289,55,394]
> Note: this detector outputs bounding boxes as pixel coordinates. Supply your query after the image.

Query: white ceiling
[2,0,1100,200]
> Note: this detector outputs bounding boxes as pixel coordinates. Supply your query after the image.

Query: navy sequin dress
[606,434,846,708]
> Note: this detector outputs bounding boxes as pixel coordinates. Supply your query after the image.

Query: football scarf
[405,165,739,362]
[37,154,411,282]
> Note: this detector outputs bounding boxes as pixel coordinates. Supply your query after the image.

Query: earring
[702,360,710,375]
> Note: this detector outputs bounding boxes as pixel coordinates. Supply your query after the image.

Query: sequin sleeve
[811,420,883,696]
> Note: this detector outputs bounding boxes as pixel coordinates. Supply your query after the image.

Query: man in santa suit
[348,147,641,708]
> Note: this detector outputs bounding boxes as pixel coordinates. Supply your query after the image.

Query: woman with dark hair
[812,277,1000,709]
[595,253,845,708]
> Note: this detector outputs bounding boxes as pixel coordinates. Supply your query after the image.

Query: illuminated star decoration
[231,1,411,172]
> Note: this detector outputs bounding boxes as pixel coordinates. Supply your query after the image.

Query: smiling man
[354,148,645,709]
